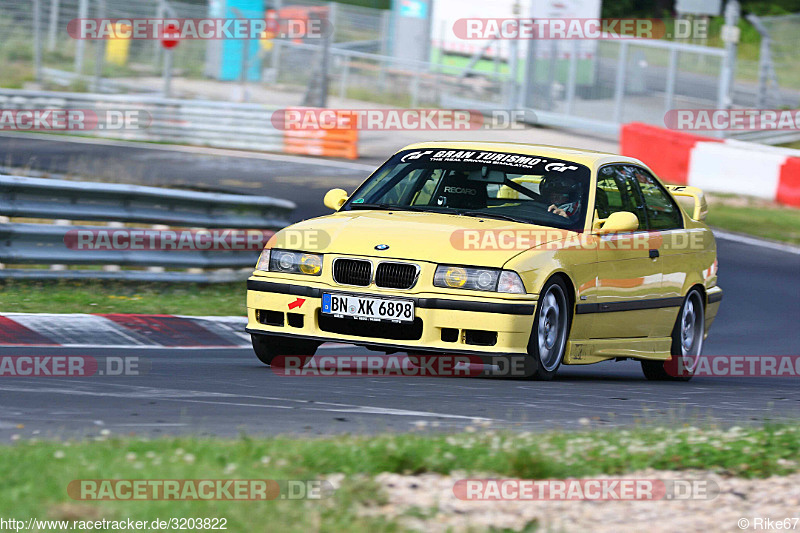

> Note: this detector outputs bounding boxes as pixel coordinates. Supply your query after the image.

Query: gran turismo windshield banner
[344,149,591,231]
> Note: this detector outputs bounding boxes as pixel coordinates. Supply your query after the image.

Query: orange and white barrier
[620,122,800,207]
[281,107,358,160]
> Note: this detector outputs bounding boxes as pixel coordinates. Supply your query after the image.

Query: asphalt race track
[0,135,799,439]
[0,133,375,222]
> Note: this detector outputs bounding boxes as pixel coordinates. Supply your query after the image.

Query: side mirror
[595,211,639,234]
[323,188,348,211]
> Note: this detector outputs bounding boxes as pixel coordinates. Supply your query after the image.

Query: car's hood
[271,210,569,268]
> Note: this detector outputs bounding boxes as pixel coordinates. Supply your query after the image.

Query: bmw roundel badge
[374,244,390,250]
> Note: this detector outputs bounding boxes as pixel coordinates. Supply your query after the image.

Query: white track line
[0,382,497,422]
[712,229,800,255]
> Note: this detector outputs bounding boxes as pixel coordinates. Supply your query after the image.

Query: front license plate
[321,293,414,323]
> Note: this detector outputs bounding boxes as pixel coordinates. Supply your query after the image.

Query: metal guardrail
[0,89,285,153]
[0,89,359,157]
[0,174,295,282]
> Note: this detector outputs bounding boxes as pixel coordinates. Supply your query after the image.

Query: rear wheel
[251,334,319,367]
[642,289,705,381]
[525,278,571,381]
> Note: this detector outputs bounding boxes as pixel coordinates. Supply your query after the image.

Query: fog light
[299,253,322,275]
[443,266,467,288]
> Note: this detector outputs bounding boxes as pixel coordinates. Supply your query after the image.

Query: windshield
[344,149,591,230]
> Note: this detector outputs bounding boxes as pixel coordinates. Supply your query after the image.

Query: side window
[596,165,647,230]
[629,166,684,230]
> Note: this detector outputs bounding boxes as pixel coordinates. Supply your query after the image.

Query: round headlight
[475,270,495,290]
[444,266,468,288]
[277,252,295,271]
[299,254,322,275]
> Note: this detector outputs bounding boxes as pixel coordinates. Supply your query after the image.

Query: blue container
[206,0,264,81]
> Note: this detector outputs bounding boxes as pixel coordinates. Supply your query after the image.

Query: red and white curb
[0,313,359,349]
[620,123,800,207]
[0,314,250,348]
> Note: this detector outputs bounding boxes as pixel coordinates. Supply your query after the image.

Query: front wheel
[251,334,319,367]
[525,278,571,381]
[642,289,705,381]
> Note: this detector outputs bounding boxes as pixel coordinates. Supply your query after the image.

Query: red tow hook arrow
[288,298,306,310]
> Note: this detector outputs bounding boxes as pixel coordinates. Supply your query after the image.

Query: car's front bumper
[246,276,538,356]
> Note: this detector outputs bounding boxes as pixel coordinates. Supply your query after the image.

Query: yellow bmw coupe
[246,142,722,380]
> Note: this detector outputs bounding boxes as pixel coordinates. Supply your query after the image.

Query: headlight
[255,249,323,276]
[433,265,525,294]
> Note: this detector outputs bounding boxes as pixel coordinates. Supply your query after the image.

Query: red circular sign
[161,23,181,49]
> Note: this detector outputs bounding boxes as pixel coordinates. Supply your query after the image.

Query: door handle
[649,249,660,259]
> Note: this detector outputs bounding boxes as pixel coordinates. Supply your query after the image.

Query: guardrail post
[272,0,283,82]
[92,0,107,92]
[507,22,519,109]
[410,65,420,108]
[74,0,88,74]
[154,0,166,70]
[339,55,350,98]
[564,39,578,115]
[664,47,678,115]
[163,49,174,98]
[50,219,71,271]
[613,41,629,124]
[747,13,776,109]
[0,216,7,270]
[33,0,43,82]
[717,0,740,139]
[146,224,170,275]
[47,0,60,52]
[102,221,124,273]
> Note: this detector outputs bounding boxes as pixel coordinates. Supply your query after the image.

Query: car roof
[397,141,645,170]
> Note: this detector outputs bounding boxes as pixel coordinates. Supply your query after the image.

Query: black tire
[642,289,705,381]
[251,334,319,367]
[525,277,572,381]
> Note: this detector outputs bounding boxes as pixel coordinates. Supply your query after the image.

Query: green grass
[0,280,245,315]
[705,195,800,245]
[1,424,799,530]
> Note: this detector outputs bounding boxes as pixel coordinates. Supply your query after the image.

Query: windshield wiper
[457,211,530,224]
[348,203,426,212]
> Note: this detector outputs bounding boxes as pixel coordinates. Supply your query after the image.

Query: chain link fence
[3,0,799,143]
[745,13,800,108]
[271,40,511,108]
[1,0,389,91]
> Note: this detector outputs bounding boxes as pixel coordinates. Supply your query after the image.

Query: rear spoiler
[666,185,708,221]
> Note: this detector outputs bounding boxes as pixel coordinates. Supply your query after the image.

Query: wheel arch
[537,271,577,340]
[686,282,707,308]
[547,271,576,313]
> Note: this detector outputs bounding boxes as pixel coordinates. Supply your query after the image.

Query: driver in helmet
[541,174,582,218]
